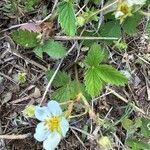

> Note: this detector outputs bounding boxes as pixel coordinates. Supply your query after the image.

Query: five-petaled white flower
[34,100,69,150]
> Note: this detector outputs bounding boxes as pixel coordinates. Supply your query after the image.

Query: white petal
[34,122,49,142]
[35,106,50,121]
[115,11,124,19]
[47,101,62,116]
[43,132,61,150]
[126,0,134,6]
[132,0,146,5]
[60,117,69,137]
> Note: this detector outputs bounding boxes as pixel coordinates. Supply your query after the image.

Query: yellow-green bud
[98,136,111,148]
[23,105,36,118]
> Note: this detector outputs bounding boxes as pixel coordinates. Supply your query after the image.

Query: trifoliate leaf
[141,117,150,138]
[46,70,71,88]
[126,138,150,150]
[52,81,81,102]
[58,1,76,36]
[85,43,107,67]
[46,70,83,102]
[34,40,66,59]
[100,20,121,38]
[84,67,103,96]
[98,65,128,85]
[11,29,39,48]
[122,12,141,35]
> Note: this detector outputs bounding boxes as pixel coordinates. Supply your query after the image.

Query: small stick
[54,35,118,41]
[70,126,94,139]
[41,0,58,23]
[40,59,63,106]
[0,133,31,140]
[40,42,77,105]
[70,128,88,150]
[108,88,146,115]
[10,94,33,104]
[6,48,47,71]
[0,72,17,85]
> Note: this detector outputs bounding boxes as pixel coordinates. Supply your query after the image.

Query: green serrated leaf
[43,40,66,59]
[141,117,150,138]
[11,29,39,48]
[34,40,66,59]
[122,12,141,35]
[46,70,71,87]
[84,67,103,96]
[58,1,76,36]
[85,43,107,66]
[52,81,80,102]
[98,65,128,85]
[126,139,150,150]
[99,20,121,38]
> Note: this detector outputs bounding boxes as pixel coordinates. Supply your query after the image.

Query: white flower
[34,101,69,150]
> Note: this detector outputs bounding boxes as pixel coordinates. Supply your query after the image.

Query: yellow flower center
[45,117,60,132]
[119,3,131,15]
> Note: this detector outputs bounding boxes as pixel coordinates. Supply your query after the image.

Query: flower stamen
[45,117,60,132]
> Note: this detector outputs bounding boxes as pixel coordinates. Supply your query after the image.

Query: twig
[0,23,31,33]
[54,35,118,41]
[112,133,126,150]
[10,94,33,104]
[40,59,63,106]
[6,48,47,71]
[0,122,6,150]
[70,128,88,150]
[0,72,17,85]
[140,10,150,17]
[0,133,31,140]
[69,109,88,119]
[93,0,118,16]
[108,88,146,115]
[136,55,150,65]
[41,0,58,23]
[70,126,94,139]
[40,42,77,105]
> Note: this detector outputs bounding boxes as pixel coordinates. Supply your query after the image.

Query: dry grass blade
[0,133,31,140]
